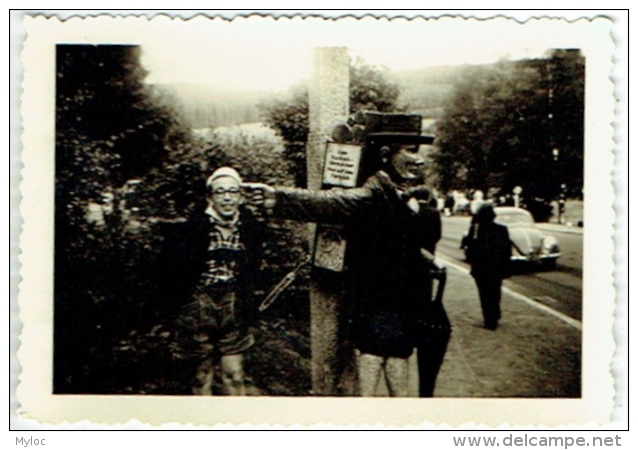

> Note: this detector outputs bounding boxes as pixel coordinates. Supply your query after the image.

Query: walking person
[175,167,263,395]
[245,132,443,397]
[465,203,511,330]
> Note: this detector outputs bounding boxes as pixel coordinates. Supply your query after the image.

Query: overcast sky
[138,15,564,91]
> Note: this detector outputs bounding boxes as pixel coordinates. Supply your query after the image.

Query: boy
[177,167,262,395]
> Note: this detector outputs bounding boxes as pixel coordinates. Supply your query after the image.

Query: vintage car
[461,206,561,268]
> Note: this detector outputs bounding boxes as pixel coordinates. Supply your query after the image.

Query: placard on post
[313,142,362,272]
[322,142,362,188]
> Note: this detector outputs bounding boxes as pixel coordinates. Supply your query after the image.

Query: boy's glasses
[212,188,241,198]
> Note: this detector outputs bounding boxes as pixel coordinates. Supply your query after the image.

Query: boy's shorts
[176,286,254,357]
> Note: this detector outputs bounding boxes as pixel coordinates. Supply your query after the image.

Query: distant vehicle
[461,207,561,269]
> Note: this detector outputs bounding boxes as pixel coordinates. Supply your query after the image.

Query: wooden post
[307,47,349,395]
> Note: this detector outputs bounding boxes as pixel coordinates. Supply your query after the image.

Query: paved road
[437,216,584,321]
[382,254,582,398]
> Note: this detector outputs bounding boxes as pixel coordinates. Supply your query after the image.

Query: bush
[54,45,312,395]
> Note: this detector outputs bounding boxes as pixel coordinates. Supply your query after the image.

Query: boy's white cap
[206,167,242,188]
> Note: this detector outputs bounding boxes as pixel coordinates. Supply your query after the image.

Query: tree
[258,84,309,186]
[434,61,546,193]
[54,45,193,392]
[259,58,401,186]
[349,57,400,113]
[433,51,584,216]
[544,49,585,198]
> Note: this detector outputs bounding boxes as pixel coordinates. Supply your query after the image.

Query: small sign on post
[322,143,362,188]
[313,227,348,272]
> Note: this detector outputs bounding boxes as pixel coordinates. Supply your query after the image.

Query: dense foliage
[54,45,191,392]
[433,50,584,216]
[348,58,401,114]
[257,84,309,186]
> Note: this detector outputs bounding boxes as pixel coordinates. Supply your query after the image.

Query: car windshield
[495,211,534,226]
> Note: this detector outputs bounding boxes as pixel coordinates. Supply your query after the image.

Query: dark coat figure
[465,203,511,330]
[274,171,441,360]
[246,130,446,397]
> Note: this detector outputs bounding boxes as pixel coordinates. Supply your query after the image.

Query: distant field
[194,122,281,142]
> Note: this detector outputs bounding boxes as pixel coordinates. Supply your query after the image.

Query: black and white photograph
[15,12,621,428]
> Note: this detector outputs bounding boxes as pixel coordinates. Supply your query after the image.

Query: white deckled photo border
[12,10,625,429]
